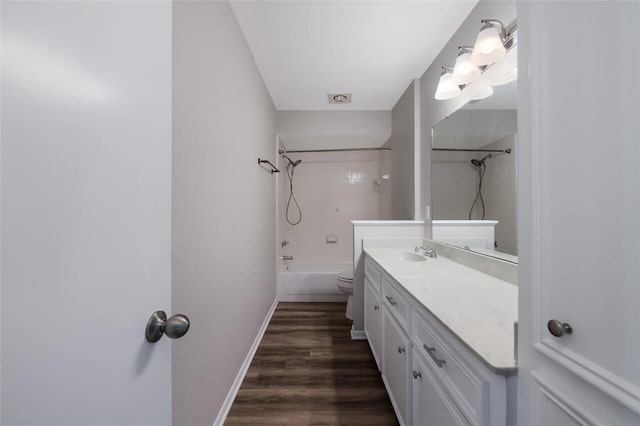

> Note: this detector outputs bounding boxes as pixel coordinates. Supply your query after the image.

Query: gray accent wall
[390,79,419,220]
[172,2,277,425]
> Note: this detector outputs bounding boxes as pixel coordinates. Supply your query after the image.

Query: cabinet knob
[547,319,573,338]
[373,304,379,310]
[397,346,405,354]
[412,370,422,379]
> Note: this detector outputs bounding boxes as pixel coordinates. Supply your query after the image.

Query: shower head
[282,154,302,167]
[470,153,492,167]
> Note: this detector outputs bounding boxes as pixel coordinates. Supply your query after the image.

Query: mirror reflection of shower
[468,149,512,220]
[468,153,491,220]
[282,153,303,225]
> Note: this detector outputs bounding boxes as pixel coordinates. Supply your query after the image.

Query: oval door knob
[397,346,405,354]
[547,319,572,338]
[412,370,422,379]
[373,304,379,310]
[146,311,191,342]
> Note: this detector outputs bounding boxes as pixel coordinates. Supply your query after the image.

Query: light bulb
[470,21,506,66]
[434,69,460,100]
[451,47,481,85]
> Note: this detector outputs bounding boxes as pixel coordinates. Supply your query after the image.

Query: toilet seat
[337,270,353,284]
[336,270,354,321]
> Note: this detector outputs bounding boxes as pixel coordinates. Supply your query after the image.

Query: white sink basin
[399,252,426,262]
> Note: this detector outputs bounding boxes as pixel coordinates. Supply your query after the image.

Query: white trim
[535,342,640,415]
[413,78,421,220]
[212,298,278,426]
[531,369,605,425]
[350,328,367,340]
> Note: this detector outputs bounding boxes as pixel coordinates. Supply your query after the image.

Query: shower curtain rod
[278,147,391,154]
[432,148,512,154]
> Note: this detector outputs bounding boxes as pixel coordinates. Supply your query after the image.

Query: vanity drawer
[382,275,410,329]
[364,257,381,293]
[412,309,484,425]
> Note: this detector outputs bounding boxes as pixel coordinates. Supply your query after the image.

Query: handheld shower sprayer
[281,152,303,225]
[468,153,493,220]
[282,154,302,167]
[470,153,492,167]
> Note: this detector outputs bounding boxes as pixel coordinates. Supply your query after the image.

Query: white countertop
[364,241,518,375]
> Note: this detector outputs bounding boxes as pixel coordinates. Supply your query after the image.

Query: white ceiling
[230,0,478,111]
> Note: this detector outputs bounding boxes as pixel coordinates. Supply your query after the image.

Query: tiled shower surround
[278,149,382,263]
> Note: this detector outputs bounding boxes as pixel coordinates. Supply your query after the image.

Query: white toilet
[336,270,354,320]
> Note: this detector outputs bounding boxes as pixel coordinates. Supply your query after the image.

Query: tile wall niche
[278,150,381,263]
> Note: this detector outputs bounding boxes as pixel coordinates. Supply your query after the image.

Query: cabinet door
[518,1,640,424]
[412,351,470,426]
[364,277,382,370]
[383,310,411,425]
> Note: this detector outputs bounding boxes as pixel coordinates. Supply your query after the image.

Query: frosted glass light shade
[452,49,481,85]
[494,67,518,86]
[472,86,494,100]
[470,25,506,66]
[434,71,460,100]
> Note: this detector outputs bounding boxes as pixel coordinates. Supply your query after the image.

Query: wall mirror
[431,65,518,264]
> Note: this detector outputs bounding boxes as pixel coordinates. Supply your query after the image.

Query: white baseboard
[212,298,278,426]
[350,327,367,340]
[278,294,348,302]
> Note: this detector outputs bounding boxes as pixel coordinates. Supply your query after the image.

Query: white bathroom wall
[390,79,419,220]
[172,2,277,425]
[482,135,517,255]
[277,111,391,151]
[279,150,380,263]
[418,0,517,238]
[378,140,392,219]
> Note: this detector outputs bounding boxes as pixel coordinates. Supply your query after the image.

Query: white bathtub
[279,262,351,302]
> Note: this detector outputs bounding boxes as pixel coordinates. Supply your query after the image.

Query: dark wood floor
[225,302,399,425]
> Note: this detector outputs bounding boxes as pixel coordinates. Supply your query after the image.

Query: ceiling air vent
[328,93,352,104]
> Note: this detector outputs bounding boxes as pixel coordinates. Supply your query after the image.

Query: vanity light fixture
[471,86,493,101]
[434,67,461,100]
[452,46,481,85]
[470,20,508,66]
[493,66,518,86]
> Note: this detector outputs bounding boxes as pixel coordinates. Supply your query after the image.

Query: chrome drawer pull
[397,346,405,354]
[423,344,446,368]
[385,295,397,306]
[413,370,422,379]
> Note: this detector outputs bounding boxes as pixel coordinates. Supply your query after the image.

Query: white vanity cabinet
[363,255,513,426]
[364,276,382,370]
[364,259,383,370]
[412,349,469,426]
[382,307,411,425]
[411,306,508,426]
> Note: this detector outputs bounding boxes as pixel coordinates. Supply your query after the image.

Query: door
[518,1,640,425]
[382,309,411,426]
[2,2,173,425]
[412,351,469,426]
[364,276,382,370]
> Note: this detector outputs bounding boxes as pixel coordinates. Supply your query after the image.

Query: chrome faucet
[415,246,437,258]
